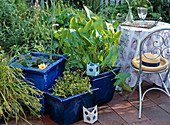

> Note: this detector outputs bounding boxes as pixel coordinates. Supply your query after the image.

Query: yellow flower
[38,63,48,69]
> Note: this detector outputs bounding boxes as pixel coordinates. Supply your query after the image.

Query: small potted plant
[44,70,99,125]
[54,6,131,105]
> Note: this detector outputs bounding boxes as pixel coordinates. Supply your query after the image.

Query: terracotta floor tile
[145,91,170,104]
[72,120,101,125]
[129,120,156,125]
[122,90,139,100]
[153,117,170,125]
[129,97,157,109]
[143,106,170,120]
[98,106,127,125]
[6,117,44,125]
[109,99,149,124]
[41,115,59,125]
[159,102,170,114]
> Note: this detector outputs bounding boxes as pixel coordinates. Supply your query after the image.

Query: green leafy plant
[0,48,42,124]
[55,6,121,73]
[54,6,131,91]
[52,70,92,98]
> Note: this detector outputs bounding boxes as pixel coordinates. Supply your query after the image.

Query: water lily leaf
[19,55,25,60]
[36,59,43,65]
[21,61,29,67]
[25,54,32,60]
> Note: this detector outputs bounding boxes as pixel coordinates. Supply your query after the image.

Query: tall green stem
[50,0,55,60]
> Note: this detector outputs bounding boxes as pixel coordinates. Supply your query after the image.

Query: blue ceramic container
[89,67,120,105]
[11,52,67,90]
[44,87,99,125]
[10,52,67,113]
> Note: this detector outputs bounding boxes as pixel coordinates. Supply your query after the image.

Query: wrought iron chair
[126,28,170,119]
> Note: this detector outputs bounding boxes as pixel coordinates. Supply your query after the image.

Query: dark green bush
[0,0,52,53]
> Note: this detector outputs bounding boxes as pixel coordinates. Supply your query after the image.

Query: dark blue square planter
[11,52,67,90]
[89,67,120,106]
[44,88,99,125]
[10,52,67,113]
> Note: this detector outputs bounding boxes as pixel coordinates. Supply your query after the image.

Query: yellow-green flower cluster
[52,70,91,98]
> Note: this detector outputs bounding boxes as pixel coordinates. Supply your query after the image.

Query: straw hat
[132,53,168,71]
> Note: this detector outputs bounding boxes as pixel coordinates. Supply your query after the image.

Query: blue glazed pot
[44,87,99,125]
[10,52,67,113]
[11,52,67,90]
[89,67,120,106]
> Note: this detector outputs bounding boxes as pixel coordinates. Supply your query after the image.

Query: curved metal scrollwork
[141,29,170,60]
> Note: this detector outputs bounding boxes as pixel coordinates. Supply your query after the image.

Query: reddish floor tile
[143,106,170,120]
[72,120,101,125]
[6,117,44,125]
[41,115,59,125]
[98,105,127,125]
[129,120,155,125]
[122,90,139,100]
[159,102,170,114]
[153,117,170,125]
[109,98,149,124]
[129,97,157,109]
[146,91,170,105]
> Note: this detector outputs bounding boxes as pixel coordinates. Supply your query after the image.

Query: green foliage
[52,70,91,98]
[12,53,58,69]
[0,0,51,53]
[114,72,132,92]
[55,6,121,73]
[0,48,42,124]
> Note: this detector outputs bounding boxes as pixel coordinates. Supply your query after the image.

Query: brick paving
[6,81,170,125]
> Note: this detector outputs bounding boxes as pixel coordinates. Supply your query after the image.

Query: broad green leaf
[94,19,103,28]
[54,32,61,39]
[84,6,93,20]
[121,82,132,92]
[101,47,119,67]
[78,11,86,25]
[111,47,119,67]
[70,17,78,29]
[115,72,131,80]
[82,55,90,64]
[80,33,94,44]
[70,29,80,39]
[83,20,93,33]
[61,29,68,45]
[98,55,103,62]
[53,42,60,48]
[78,27,84,33]
[114,72,132,92]
[113,31,122,46]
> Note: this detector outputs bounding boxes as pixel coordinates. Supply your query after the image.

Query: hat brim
[132,56,168,71]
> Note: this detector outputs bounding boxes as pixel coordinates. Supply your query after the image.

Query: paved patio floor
[6,81,170,125]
